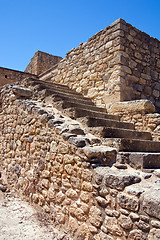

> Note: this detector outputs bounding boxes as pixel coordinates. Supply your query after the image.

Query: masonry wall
[39,19,160,110]
[40,19,125,108]
[0,67,36,87]
[1,84,160,239]
[118,19,160,110]
[25,51,62,76]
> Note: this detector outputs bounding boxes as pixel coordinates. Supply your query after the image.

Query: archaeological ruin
[0,18,160,239]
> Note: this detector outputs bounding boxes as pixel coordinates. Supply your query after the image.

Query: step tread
[102,126,152,140]
[87,116,135,130]
[104,138,160,152]
[72,107,119,120]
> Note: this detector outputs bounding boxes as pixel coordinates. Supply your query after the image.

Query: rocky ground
[0,189,72,240]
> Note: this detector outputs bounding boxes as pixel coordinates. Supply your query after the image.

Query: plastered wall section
[39,19,160,110]
[0,67,36,87]
[1,86,160,239]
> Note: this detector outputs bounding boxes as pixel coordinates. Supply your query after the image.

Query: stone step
[49,93,95,106]
[104,138,160,152]
[30,78,84,96]
[69,107,119,121]
[62,101,107,113]
[86,116,135,130]
[117,152,160,169]
[100,127,152,140]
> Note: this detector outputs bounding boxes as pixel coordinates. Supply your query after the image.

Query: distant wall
[25,51,62,76]
[39,19,160,110]
[0,67,36,87]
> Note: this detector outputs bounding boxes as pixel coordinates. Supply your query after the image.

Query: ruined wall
[1,85,160,239]
[0,67,36,87]
[25,51,62,76]
[39,19,160,110]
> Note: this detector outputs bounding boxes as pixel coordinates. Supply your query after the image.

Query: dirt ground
[0,189,72,240]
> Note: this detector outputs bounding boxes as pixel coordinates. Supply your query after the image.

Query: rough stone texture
[0,67,36,87]
[38,18,160,111]
[107,100,155,114]
[1,18,160,240]
[25,50,62,75]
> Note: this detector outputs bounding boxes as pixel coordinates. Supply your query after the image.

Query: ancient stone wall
[107,100,160,141]
[1,84,160,239]
[39,19,160,111]
[25,51,62,76]
[40,19,125,108]
[118,19,160,110]
[0,67,36,87]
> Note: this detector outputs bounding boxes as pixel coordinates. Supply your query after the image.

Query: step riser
[102,128,152,140]
[104,138,160,153]
[87,117,134,130]
[74,108,119,121]
[117,152,160,169]
[62,102,107,113]
[53,94,95,106]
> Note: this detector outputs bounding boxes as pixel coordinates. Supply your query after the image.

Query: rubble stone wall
[39,19,160,110]
[1,86,160,239]
[0,67,36,87]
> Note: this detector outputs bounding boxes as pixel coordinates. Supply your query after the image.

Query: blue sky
[0,0,160,71]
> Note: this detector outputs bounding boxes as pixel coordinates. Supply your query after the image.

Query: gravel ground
[0,190,72,240]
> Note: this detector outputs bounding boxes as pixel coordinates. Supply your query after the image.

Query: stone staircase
[27,78,160,170]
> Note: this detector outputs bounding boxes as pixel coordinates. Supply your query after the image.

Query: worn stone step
[100,127,152,140]
[86,116,135,130]
[117,152,160,169]
[50,93,95,106]
[104,138,160,152]
[62,101,107,113]
[70,107,119,121]
[30,78,84,96]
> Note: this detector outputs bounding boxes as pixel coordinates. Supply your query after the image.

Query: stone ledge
[107,100,155,114]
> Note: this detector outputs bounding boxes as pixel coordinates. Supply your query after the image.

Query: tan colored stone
[89,206,102,227]
[108,100,155,114]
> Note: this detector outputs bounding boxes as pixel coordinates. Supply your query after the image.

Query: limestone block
[12,86,32,97]
[103,168,141,190]
[41,170,51,178]
[104,216,123,236]
[66,189,78,199]
[89,206,102,227]
[80,191,90,203]
[56,191,65,204]
[141,189,160,219]
[108,100,155,114]
[118,193,139,212]
[82,181,93,192]
[118,215,133,230]
[148,228,160,240]
[128,229,143,240]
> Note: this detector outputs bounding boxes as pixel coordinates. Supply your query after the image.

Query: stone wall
[40,19,126,108]
[1,84,160,239]
[39,19,160,110]
[25,51,62,76]
[117,19,160,110]
[0,67,36,87]
[107,100,160,141]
